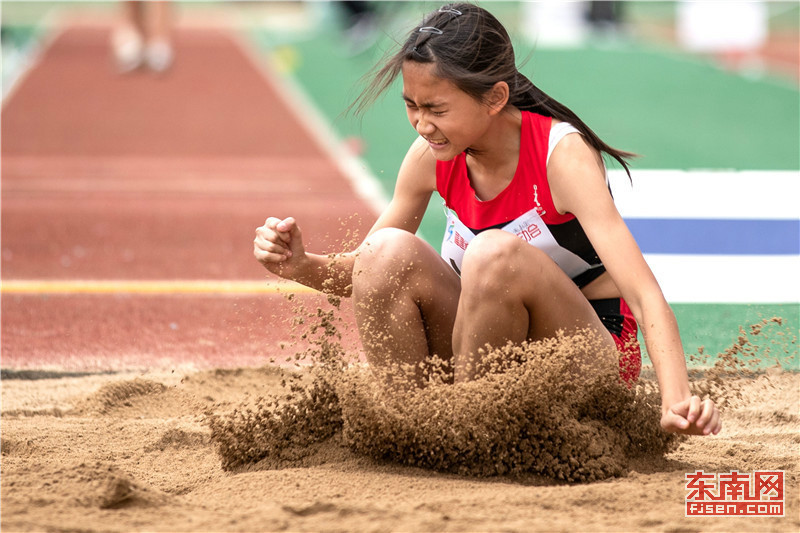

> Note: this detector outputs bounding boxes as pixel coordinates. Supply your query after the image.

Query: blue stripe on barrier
[625,218,800,255]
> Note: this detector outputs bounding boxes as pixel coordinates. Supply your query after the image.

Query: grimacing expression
[401,60,497,161]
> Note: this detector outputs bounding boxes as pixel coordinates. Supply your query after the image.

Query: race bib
[440,205,591,278]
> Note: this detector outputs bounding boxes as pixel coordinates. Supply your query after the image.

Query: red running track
[1,24,375,372]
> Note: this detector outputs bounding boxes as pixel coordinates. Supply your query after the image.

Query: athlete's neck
[466,106,521,171]
[465,107,522,198]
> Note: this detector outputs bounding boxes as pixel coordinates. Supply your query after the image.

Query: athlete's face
[401,60,495,161]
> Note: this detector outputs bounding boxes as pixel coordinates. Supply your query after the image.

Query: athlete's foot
[144,40,174,73]
[111,27,144,73]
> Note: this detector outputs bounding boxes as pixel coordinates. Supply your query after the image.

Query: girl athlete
[254,3,721,436]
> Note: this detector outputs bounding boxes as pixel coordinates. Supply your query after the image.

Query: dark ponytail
[511,72,636,176]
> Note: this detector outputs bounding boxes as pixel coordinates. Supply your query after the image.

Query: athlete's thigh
[406,236,462,359]
[465,230,615,348]
[517,245,617,351]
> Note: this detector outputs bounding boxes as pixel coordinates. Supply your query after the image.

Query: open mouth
[426,137,448,147]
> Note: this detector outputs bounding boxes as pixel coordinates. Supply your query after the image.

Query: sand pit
[2,318,798,532]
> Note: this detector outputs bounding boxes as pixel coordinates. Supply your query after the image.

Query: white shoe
[112,28,144,73]
[145,41,174,73]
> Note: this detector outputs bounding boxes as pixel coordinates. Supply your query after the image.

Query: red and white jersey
[436,111,606,287]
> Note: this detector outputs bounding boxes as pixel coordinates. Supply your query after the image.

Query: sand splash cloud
[208,298,702,482]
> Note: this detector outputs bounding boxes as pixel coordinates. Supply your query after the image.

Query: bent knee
[353,228,428,291]
[463,230,528,273]
[355,228,420,268]
[461,229,559,287]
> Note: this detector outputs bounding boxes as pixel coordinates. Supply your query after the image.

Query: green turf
[521,46,800,170]
[655,303,799,369]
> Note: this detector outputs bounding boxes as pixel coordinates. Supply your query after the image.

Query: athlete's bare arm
[254,137,436,296]
[547,132,721,436]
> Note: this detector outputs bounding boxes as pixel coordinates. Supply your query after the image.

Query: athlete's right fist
[253,217,306,277]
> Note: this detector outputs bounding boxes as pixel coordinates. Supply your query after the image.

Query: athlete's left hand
[661,395,722,435]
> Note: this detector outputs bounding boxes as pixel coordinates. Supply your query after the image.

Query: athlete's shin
[352,228,459,387]
[453,231,531,382]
